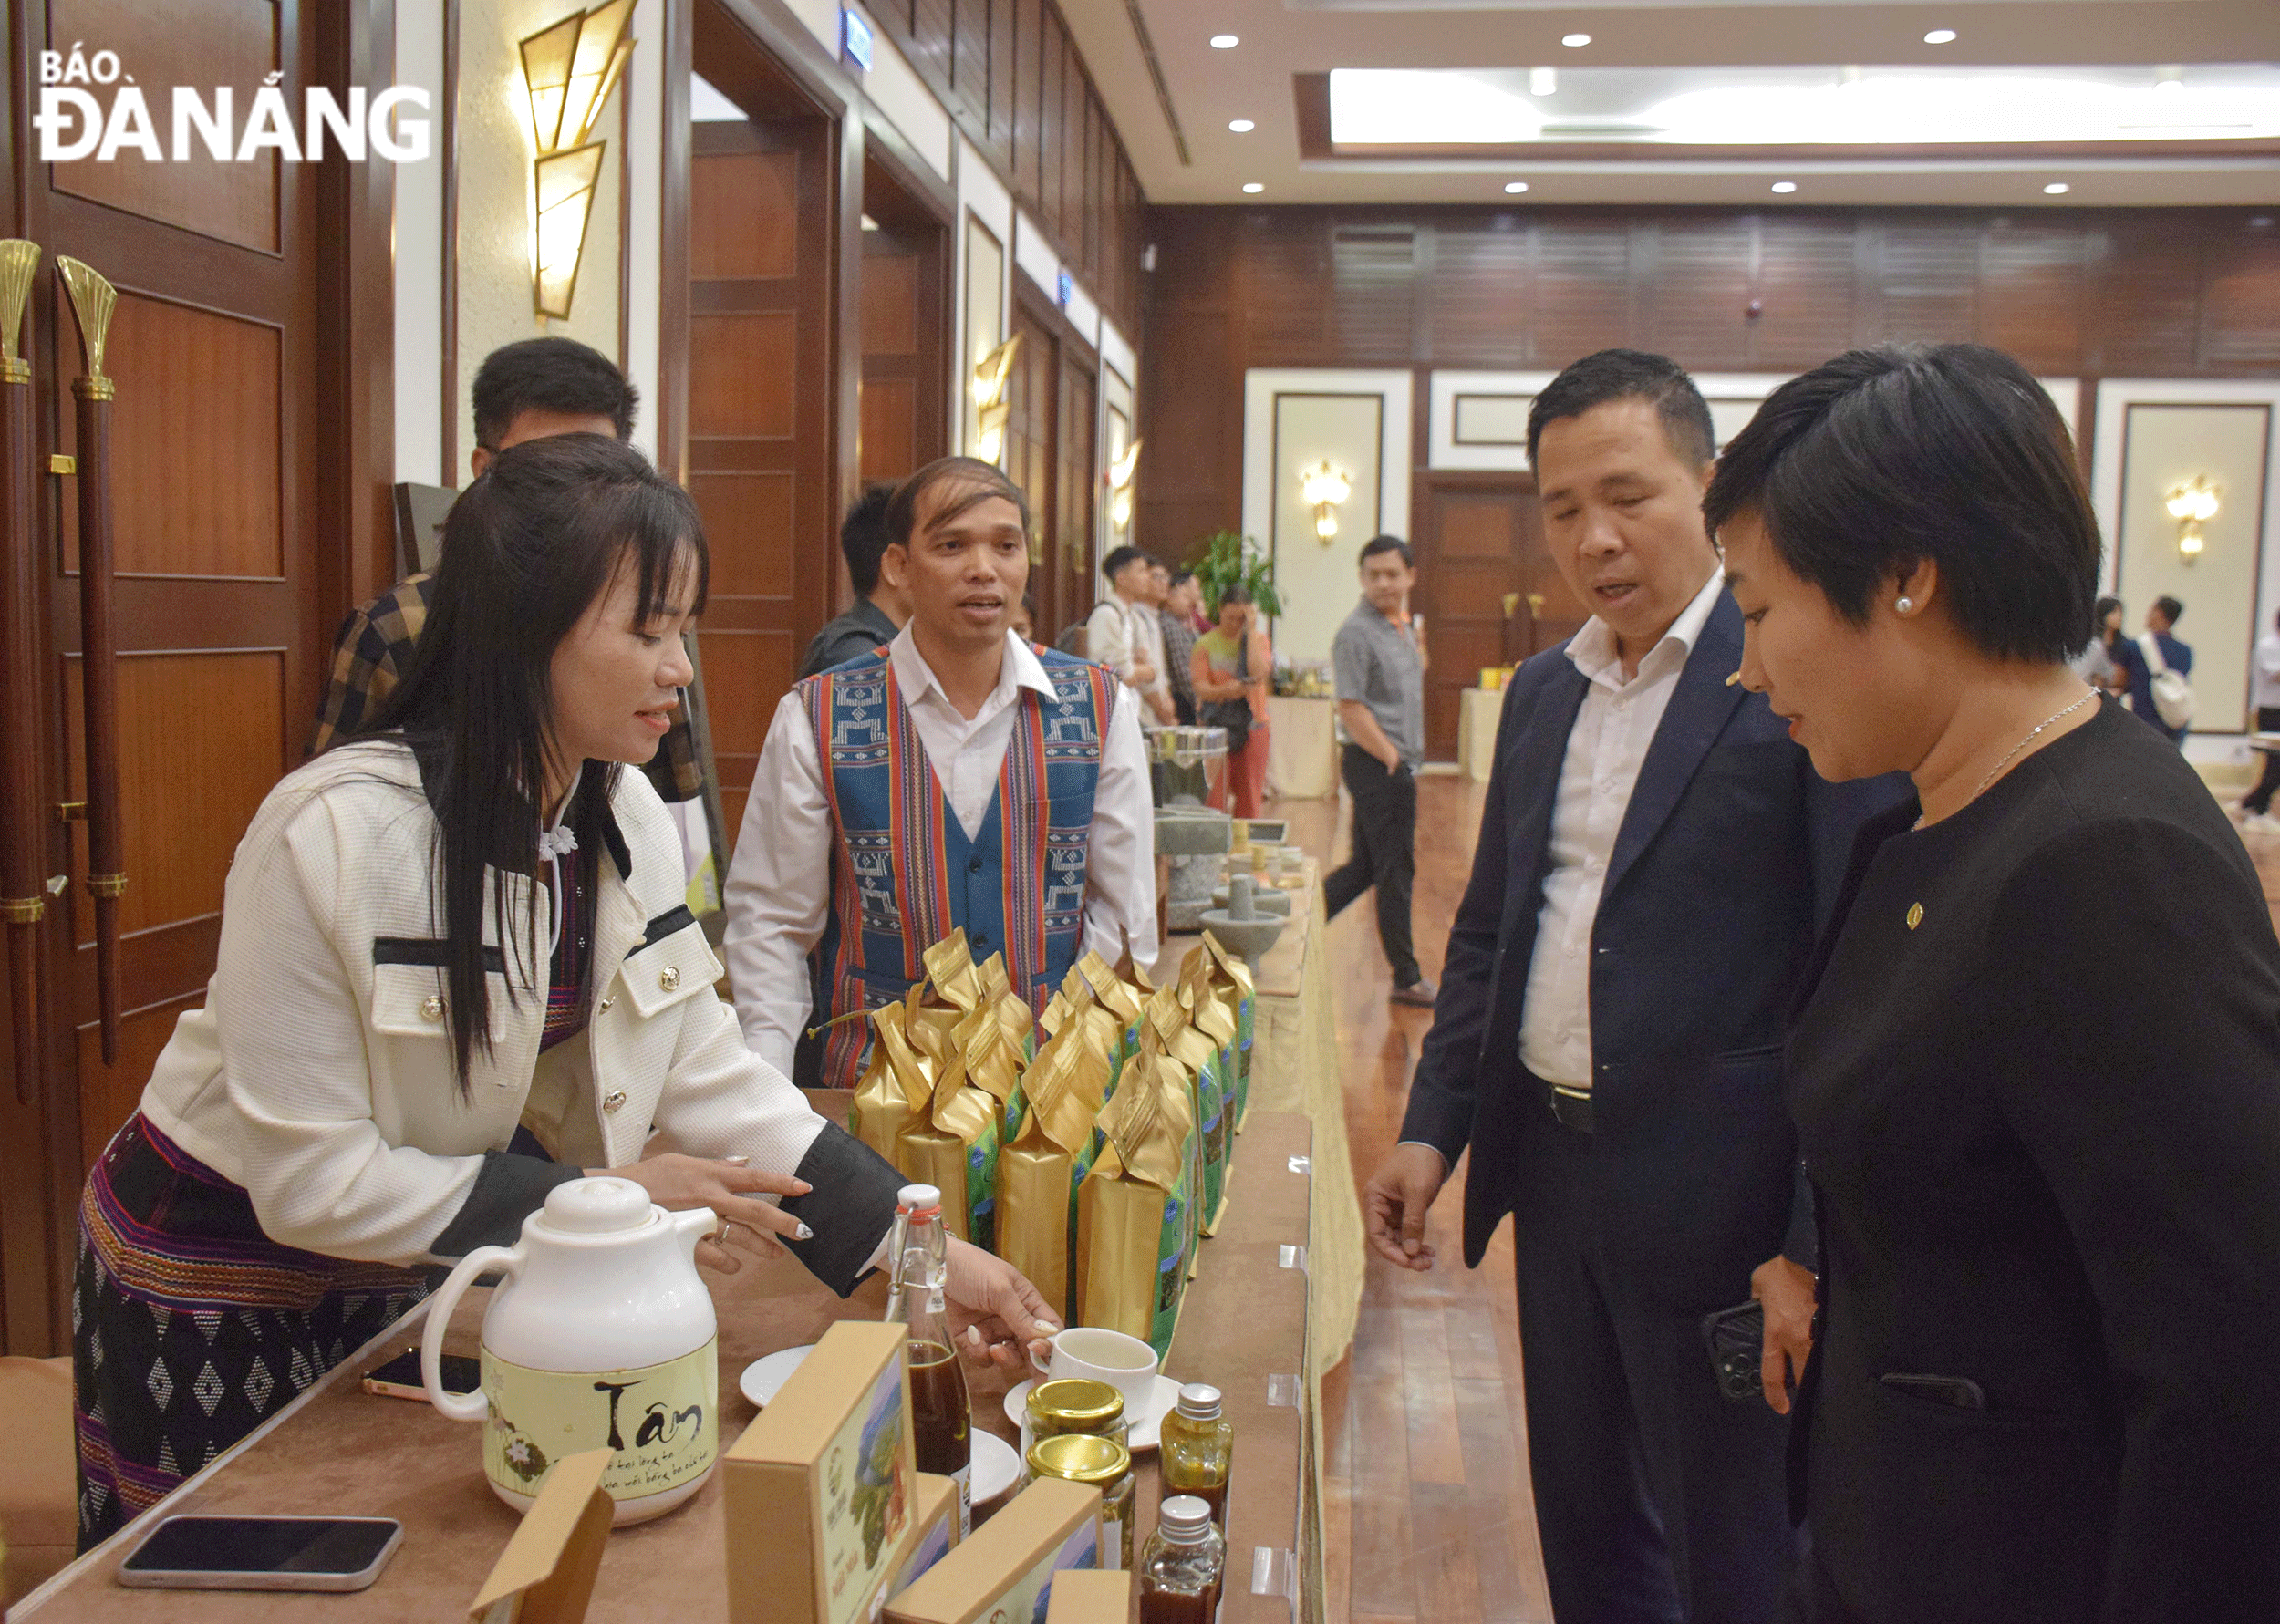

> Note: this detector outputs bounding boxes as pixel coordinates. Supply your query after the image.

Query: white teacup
[1027,1327,1159,1417]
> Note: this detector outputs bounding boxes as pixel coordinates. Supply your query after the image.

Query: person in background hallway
[1192,584,1272,819]
[1085,545,1177,724]
[309,337,704,808]
[1159,566,1204,725]
[1326,535,1436,1007]
[799,482,912,678]
[2067,594,2119,694]
[1716,341,2280,1624]
[2243,608,2280,833]
[1363,350,1906,1624]
[1010,594,1036,645]
[2114,594,2192,746]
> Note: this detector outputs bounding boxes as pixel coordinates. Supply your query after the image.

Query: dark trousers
[2247,708,2280,813]
[1323,744,1420,986]
[1513,1096,1798,1624]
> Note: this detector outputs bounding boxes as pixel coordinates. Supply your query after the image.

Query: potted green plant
[1187,531,1281,619]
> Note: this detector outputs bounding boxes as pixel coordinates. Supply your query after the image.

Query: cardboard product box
[725,1322,917,1624]
[1043,1569,1131,1624]
[892,1472,963,1598]
[884,1476,1102,1624]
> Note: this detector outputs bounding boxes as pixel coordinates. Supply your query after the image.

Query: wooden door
[0,0,334,1353]
[1004,300,1058,635]
[1051,345,1096,643]
[685,113,839,855]
[1414,475,1582,760]
[856,154,948,506]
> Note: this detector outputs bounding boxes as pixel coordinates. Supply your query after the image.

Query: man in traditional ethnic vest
[723,456,1158,1089]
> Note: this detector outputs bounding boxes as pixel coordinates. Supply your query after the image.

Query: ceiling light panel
[1210,34,1238,48]
[1324,65,2280,147]
[1229,119,1256,132]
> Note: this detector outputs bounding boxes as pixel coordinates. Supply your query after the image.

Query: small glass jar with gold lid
[1026,1432,1135,1570]
[1022,1377,1129,1464]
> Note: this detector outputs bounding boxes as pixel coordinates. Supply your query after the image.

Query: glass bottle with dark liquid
[886,1184,973,1535]
[1138,1495,1225,1624]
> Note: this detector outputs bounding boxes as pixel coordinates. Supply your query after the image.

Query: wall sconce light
[1300,459,1352,543]
[970,336,1020,464]
[1107,437,1142,529]
[521,1,635,321]
[2166,474,2221,563]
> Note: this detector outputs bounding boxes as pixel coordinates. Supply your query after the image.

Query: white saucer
[972,1431,1021,1504]
[1000,1373,1181,1452]
[738,1344,815,1408]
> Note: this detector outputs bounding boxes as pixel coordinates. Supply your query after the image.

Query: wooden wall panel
[1139,203,2280,560]
[66,292,285,580]
[49,0,279,253]
[689,313,799,436]
[689,471,796,596]
[867,0,1145,333]
[689,151,799,277]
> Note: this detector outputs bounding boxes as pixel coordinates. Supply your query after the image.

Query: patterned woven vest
[803,645,1118,1089]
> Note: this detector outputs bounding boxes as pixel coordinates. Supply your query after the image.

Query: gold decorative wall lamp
[2166,474,2221,564]
[1107,437,1142,529]
[971,336,1021,465]
[520,0,635,320]
[1299,459,1352,544]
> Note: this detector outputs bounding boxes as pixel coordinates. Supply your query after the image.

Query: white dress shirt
[1518,568,1727,1092]
[723,624,1158,1075]
[1085,595,1171,705]
[2256,632,2280,712]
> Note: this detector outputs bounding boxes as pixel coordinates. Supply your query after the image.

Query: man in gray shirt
[1329,534,1435,1006]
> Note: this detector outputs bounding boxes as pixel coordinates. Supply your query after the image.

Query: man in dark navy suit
[1363,351,1903,1624]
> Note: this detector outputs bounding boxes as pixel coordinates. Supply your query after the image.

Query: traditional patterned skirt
[73,1113,428,1549]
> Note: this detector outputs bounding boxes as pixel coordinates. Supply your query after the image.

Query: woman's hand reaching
[590,1153,813,1274]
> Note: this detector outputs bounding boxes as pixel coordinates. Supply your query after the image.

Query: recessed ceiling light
[2154,78,2184,95]
[1242,181,1264,193]
[1529,67,1557,98]
[1561,33,1591,47]
[1504,181,1529,194]
[1228,119,1255,132]
[1771,181,1798,193]
[2044,182,2070,194]
[1923,28,1956,44]
[1209,34,1238,49]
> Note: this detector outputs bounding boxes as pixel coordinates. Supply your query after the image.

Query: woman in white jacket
[73,435,1056,1546]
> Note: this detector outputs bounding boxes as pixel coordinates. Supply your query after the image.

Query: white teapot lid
[541,1176,655,1235]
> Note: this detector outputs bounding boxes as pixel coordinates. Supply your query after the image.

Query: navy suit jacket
[1401,591,1907,1301]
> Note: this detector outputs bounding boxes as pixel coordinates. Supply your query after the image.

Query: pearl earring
[1895,596,1914,615]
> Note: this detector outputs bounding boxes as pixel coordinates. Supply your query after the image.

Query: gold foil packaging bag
[1075,1023,1197,1360]
[996,1026,1095,1321]
[851,997,928,1168]
[977,951,1037,1065]
[1176,957,1238,1233]
[1075,950,1144,1072]
[1202,934,1257,1130]
[886,984,1001,1250]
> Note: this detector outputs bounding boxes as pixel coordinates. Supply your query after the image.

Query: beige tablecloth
[1265,696,1338,799]
[1458,685,1505,782]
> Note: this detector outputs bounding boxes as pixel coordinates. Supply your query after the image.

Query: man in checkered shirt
[307,337,705,803]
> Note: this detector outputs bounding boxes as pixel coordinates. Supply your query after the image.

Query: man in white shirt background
[1361,351,1905,1624]
[1086,545,1177,725]
[723,457,1156,1090]
[2241,607,2280,832]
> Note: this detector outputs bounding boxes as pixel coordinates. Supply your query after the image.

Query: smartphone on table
[117,1515,403,1591]
[362,1347,479,1401]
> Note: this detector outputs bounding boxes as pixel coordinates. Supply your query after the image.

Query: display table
[15,1131,1327,1624]
[1156,859,1359,1382]
[1263,696,1336,800]
[1457,686,1505,782]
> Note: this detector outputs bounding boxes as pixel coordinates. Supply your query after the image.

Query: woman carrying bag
[71,435,1056,1547]
[1192,584,1273,819]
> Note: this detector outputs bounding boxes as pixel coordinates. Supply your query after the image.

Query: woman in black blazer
[1709,344,2280,1623]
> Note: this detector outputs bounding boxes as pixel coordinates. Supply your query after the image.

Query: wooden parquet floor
[1276,768,2280,1624]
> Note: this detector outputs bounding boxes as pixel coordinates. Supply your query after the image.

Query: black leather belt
[1549,1084,1596,1133]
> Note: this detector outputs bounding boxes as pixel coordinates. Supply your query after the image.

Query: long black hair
[360,433,707,1091]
